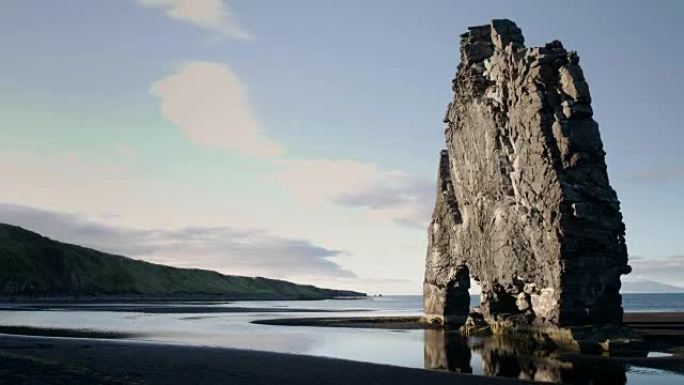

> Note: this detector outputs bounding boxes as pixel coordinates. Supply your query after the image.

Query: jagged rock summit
[424,20,630,328]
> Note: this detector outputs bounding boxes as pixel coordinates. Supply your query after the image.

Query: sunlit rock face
[424,19,630,327]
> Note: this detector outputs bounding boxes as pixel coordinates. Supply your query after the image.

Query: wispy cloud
[275,159,433,228]
[276,159,390,206]
[335,175,434,228]
[150,61,435,228]
[137,0,250,40]
[0,203,355,280]
[139,4,435,228]
[151,62,284,158]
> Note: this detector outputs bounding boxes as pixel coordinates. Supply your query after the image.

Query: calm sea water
[622,293,684,312]
[0,293,683,385]
[375,293,684,312]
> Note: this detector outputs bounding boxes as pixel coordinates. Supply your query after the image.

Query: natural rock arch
[423,20,630,327]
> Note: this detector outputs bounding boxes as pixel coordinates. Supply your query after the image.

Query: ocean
[0,293,683,384]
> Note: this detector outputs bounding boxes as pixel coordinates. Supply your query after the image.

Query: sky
[1,0,683,294]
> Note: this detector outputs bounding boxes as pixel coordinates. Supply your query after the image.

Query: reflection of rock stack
[423,329,472,373]
[423,19,630,331]
[473,335,627,384]
[475,335,569,382]
[424,329,630,383]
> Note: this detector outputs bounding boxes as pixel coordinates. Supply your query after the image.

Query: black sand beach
[1,311,684,384]
[253,312,684,334]
[0,334,533,385]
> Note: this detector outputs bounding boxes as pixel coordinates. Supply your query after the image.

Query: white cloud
[138,0,250,40]
[151,62,284,158]
[150,62,432,227]
[276,159,390,206]
[334,175,434,228]
[276,158,433,228]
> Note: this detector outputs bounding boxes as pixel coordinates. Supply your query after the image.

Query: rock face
[424,20,630,327]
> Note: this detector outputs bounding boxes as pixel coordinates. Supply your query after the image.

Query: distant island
[0,223,364,301]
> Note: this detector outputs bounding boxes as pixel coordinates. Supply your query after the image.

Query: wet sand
[0,326,138,339]
[624,312,684,340]
[253,315,438,329]
[254,312,684,333]
[0,334,533,385]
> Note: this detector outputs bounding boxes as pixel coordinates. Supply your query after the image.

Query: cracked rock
[423,19,629,327]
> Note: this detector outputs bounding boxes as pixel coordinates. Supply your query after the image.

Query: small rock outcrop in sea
[423,20,630,328]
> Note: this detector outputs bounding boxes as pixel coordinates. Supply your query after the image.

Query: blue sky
[1,0,683,293]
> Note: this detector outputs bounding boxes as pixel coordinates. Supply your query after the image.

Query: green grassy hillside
[0,224,364,300]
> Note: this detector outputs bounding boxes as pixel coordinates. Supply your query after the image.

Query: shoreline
[0,303,370,314]
[252,311,684,329]
[2,304,684,384]
[0,325,138,339]
[252,315,436,329]
[1,311,684,383]
[0,334,532,385]
[0,294,367,303]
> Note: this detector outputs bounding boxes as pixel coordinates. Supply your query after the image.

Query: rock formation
[423,20,630,328]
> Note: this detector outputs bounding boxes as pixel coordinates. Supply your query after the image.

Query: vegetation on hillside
[0,224,363,300]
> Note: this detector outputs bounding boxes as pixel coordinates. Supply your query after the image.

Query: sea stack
[423,20,630,328]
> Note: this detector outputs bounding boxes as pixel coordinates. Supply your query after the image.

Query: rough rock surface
[423,20,630,327]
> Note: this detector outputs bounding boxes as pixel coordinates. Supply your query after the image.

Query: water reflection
[424,329,629,384]
[0,296,681,385]
[424,329,472,373]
